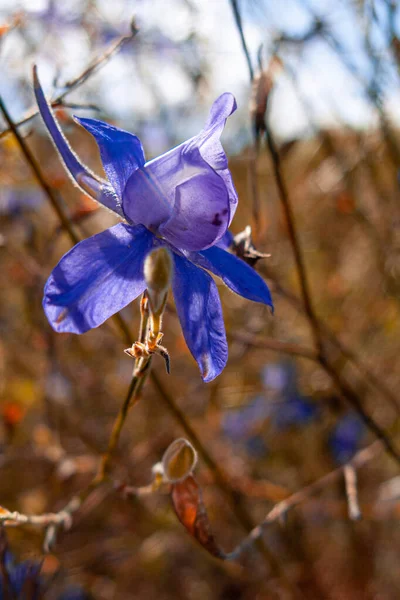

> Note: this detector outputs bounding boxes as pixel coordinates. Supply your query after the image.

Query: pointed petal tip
[215,92,237,113]
[200,352,228,383]
[222,92,237,113]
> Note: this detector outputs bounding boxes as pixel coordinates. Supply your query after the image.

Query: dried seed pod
[162,438,198,483]
[144,246,173,314]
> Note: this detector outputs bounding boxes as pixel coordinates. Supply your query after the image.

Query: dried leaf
[250,55,283,136]
[171,476,225,558]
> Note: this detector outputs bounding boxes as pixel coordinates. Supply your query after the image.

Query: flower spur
[34,67,273,381]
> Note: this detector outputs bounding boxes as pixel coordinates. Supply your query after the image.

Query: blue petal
[75,117,145,198]
[172,253,227,382]
[44,223,154,333]
[158,150,230,251]
[124,145,231,250]
[33,67,121,216]
[188,246,273,308]
[198,93,238,225]
[122,93,237,251]
[215,230,234,250]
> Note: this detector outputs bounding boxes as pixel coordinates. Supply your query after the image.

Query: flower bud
[144,247,173,314]
[162,438,198,483]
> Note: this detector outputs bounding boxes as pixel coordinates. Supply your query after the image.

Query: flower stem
[97,295,152,480]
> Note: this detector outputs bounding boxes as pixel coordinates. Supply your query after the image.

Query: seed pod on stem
[143,247,173,349]
[162,438,198,483]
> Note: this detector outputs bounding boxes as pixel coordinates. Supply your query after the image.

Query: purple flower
[328,413,365,464]
[263,362,317,429]
[0,549,90,599]
[0,551,41,599]
[34,68,273,381]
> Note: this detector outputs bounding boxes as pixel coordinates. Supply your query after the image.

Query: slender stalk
[264,116,400,465]
[0,23,138,139]
[150,371,306,600]
[230,0,254,81]
[0,95,80,244]
[228,0,400,467]
[264,268,400,415]
[227,439,382,560]
[97,373,140,481]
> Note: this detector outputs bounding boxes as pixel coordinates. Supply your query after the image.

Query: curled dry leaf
[171,475,225,559]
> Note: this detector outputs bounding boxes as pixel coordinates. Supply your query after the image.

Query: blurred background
[1,0,400,598]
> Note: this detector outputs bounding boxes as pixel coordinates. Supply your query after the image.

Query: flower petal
[188,246,273,309]
[44,223,154,333]
[124,145,231,250]
[33,67,121,216]
[172,253,227,382]
[122,146,179,230]
[122,94,237,250]
[74,117,145,198]
[198,93,238,225]
[200,93,237,169]
[158,152,231,251]
[215,230,234,250]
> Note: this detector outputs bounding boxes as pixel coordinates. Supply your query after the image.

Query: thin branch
[0,21,138,139]
[150,371,306,599]
[0,95,80,244]
[228,440,382,560]
[229,0,254,81]
[344,464,362,520]
[231,331,318,361]
[230,0,400,467]
[266,126,400,463]
[264,269,400,416]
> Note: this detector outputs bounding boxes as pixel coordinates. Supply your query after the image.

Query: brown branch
[231,331,318,361]
[264,269,400,416]
[228,439,382,560]
[0,95,80,244]
[0,21,138,139]
[344,464,361,520]
[150,371,306,600]
[228,0,400,467]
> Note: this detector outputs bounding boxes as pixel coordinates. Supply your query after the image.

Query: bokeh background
[1,0,400,598]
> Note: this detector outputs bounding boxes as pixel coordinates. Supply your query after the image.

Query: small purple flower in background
[263,362,317,429]
[34,68,273,381]
[0,551,41,599]
[0,538,91,599]
[328,413,365,464]
[222,361,317,453]
[0,188,44,216]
